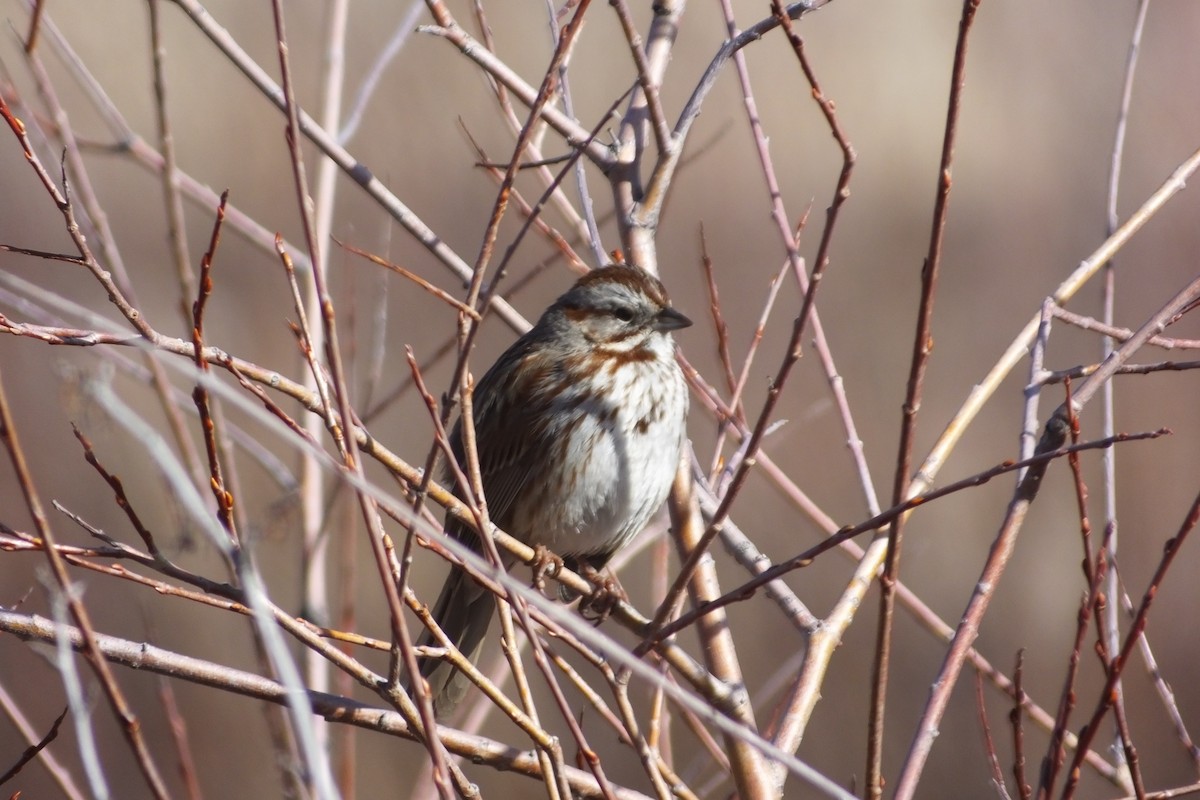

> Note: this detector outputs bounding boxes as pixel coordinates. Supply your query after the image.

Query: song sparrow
[417,264,691,714]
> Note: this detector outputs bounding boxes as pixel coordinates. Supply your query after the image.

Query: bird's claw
[578,568,624,624]
[530,544,565,594]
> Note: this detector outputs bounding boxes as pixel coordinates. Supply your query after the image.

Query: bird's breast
[514,357,687,557]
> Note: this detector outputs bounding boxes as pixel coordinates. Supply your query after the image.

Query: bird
[415,263,691,714]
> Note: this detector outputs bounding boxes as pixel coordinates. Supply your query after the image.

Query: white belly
[514,356,687,557]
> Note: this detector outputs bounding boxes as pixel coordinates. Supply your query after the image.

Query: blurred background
[1,0,1198,797]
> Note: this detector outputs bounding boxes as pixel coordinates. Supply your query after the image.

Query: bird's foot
[578,568,625,624]
[530,544,565,594]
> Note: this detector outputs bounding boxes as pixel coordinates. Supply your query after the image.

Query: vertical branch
[189,191,239,545]
[268,4,459,796]
[493,605,568,800]
[894,273,1200,800]
[1117,584,1200,775]
[975,670,1013,800]
[21,43,207,491]
[148,0,197,323]
[609,0,672,156]
[201,200,309,797]
[300,0,349,769]
[867,1,980,793]
[149,636,204,800]
[172,0,531,333]
[1036,400,1111,798]
[0,685,85,799]
[646,534,675,771]
[667,459,776,800]
[612,0,686,272]
[1010,651,1030,800]
[543,0,606,267]
[1060,487,1200,800]
[0,369,171,800]
[698,229,741,420]
[1099,0,1149,782]
[649,0,850,668]
[24,0,46,51]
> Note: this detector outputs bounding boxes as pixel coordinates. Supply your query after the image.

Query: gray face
[548,265,692,347]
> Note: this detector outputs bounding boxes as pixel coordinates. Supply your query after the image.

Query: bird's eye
[612,307,635,322]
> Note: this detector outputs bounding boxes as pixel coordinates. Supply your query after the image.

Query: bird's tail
[413,565,496,715]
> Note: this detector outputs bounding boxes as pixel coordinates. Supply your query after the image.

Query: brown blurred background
[1,0,1199,797]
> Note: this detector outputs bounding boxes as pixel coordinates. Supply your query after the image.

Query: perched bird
[417,264,691,714]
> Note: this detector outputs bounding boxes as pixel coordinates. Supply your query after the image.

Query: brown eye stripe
[559,306,650,345]
[561,306,600,323]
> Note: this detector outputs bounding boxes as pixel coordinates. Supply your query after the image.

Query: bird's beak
[652,306,692,332]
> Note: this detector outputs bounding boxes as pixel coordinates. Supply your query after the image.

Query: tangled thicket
[1,1,1199,798]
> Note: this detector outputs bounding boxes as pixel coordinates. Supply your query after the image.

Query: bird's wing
[445,334,555,540]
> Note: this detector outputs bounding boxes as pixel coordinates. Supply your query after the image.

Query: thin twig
[609,0,671,157]
[1116,574,1200,774]
[909,141,1200,503]
[190,191,239,547]
[336,240,483,319]
[1037,417,1111,798]
[269,5,435,796]
[975,670,1013,800]
[666,459,773,800]
[148,0,197,322]
[17,43,207,490]
[1011,651,1030,800]
[339,1,425,143]
[0,683,85,799]
[0,610,652,800]
[418,3,611,168]
[867,0,979,790]
[647,429,1167,645]
[698,228,740,419]
[0,368,171,798]
[300,0,350,762]
[0,706,68,787]
[894,272,1200,800]
[1052,305,1200,350]
[24,0,46,51]
[168,0,530,333]
[1060,486,1200,799]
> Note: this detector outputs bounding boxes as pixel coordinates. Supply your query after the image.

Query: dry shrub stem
[0,370,171,799]
[869,1,981,794]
